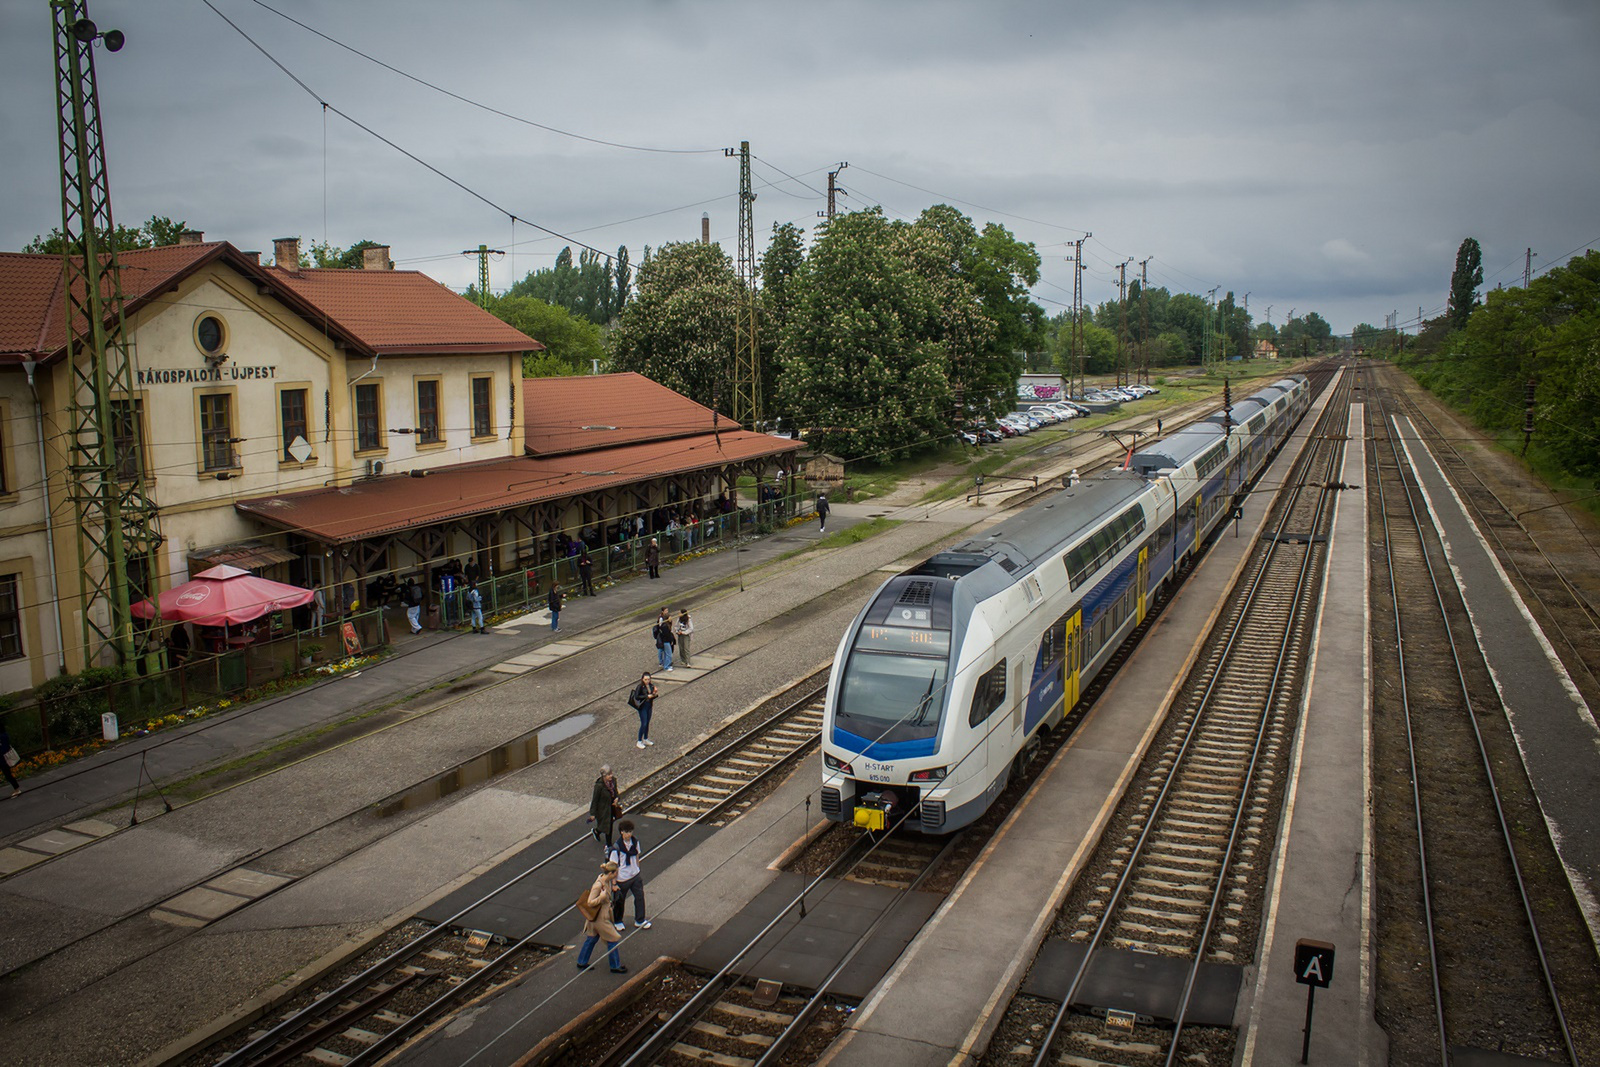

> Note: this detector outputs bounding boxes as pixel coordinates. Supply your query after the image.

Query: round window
[194,313,227,356]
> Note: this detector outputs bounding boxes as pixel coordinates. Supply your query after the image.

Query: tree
[774,208,956,459]
[1149,330,1191,367]
[607,241,742,411]
[304,239,386,269]
[510,246,621,325]
[23,213,188,254]
[759,222,807,420]
[487,295,604,376]
[1448,237,1484,330]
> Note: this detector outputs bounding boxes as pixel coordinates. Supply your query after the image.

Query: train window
[967,661,1007,727]
[836,653,949,744]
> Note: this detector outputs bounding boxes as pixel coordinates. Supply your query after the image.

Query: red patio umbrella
[130,564,316,627]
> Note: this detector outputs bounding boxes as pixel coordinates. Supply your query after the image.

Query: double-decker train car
[820,376,1310,834]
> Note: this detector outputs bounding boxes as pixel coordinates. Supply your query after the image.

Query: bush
[35,666,127,742]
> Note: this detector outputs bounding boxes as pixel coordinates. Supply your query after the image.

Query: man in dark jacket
[653,608,675,672]
[645,537,660,579]
[577,546,595,596]
[587,765,619,847]
[816,493,830,534]
[548,582,564,633]
[404,578,424,634]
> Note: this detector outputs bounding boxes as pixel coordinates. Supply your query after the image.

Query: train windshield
[834,651,948,745]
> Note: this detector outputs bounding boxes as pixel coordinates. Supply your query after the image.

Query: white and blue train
[820,376,1312,833]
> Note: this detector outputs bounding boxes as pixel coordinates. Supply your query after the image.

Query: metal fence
[3,493,817,759]
[2,608,389,756]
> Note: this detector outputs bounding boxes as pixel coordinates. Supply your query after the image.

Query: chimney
[701,213,710,244]
[273,237,300,269]
[362,245,392,270]
[241,251,260,265]
[177,229,204,245]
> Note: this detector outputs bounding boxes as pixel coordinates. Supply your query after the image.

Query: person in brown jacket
[575,860,626,972]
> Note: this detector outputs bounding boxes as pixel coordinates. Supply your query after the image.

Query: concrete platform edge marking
[1393,414,1600,945]
[829,384,1322,1067]
[1239,399,1381,1067]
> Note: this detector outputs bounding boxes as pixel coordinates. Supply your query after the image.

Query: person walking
[587,765,620,847]
[466,581,485,633]
[574,860,627,973]
[645,537,660,579]
[577,545,595,596]
[1156,417,1163,436]
[607,820,651,931]
[816,492,830,534]
[404,578,424,634]
[548,581,564,633]
[1,722,21,798]
[674,609,694,668]
[653,609,675,672]
[629,673,659,749]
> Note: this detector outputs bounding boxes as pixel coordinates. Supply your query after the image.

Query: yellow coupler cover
[853,806,887,831]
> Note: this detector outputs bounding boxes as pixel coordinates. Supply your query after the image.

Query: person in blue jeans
[548,582,564,633]
[653,608,674,671]
[575,861,626,973]
[631,672,658,749]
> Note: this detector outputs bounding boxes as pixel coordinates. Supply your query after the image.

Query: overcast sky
[3,0,1598,334]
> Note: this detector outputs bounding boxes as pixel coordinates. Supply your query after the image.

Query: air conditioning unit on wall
[366,458,385,476]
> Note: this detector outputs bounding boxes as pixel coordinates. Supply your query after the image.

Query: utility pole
[1242,291,1251,362]
[461,245,504,308]
[726,141,759,427]
[1138,257,1152,384]
[1066,235,1090,400]
[1115,259,1132,386]
[825,162,848,221]
[1206,287,1220,368]
[53,0,163,668]
[1524,248,1537,288]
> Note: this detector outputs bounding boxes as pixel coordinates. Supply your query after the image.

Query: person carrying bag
[574,860,626,973]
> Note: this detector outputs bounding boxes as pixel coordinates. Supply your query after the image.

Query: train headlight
[909,767,947,783]
[824,753,854,776]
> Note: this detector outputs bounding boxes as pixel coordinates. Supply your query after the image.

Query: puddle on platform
[374,712,595,817]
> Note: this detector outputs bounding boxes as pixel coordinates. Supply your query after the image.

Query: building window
[416,380,441,444]
[280,388,309,462]
[355,383,383,452]
[111,398,145,481]
[471,376,493,438]
[0,575,20,661]
[193,312,229,358]
[199,393,234,471]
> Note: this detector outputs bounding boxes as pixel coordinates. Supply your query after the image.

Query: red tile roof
[263,265,541,356]
[236,430,801,543]
[0,242,540,363]
[524,372,734,456]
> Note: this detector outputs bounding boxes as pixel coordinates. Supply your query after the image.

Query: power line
[244,0,721,156]
[201,0,619,265]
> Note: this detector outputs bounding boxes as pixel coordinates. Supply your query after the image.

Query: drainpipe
[22,358,68,676]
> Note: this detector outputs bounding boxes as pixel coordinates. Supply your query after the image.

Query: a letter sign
[1294,939,1335,988]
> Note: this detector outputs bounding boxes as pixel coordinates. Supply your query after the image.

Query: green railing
[2,607,389,756]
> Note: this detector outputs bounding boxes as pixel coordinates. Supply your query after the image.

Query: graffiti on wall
[1019,382,1062,400]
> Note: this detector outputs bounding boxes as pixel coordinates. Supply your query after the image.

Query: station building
[0,236,799,693]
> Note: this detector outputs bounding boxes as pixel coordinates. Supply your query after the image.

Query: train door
[1192,493,1204,554]
[1064,612,1082,711]
[1136,547,1149,623]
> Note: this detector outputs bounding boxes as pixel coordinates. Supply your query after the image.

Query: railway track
[988,367,1350,1067]
[576,827,959,1067]
[1366,377,1600,1065]
[196,682,830,1067]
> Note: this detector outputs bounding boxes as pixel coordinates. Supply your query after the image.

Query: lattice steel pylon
[727,140,759,427]
[53,0,163,666]
[462,245,504,308]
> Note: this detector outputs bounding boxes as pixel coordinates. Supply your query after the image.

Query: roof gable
[0,241,541,363]
[523,372,732,456]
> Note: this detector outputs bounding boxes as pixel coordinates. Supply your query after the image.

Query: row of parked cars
[960,384,1160,445]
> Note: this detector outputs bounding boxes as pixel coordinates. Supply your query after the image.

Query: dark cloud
[2,0,1596,331]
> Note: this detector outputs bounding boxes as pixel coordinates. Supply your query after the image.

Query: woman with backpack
[629,672,659,749]
[574,860,626,973]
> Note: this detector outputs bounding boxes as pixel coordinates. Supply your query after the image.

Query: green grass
[818,516,899,546]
